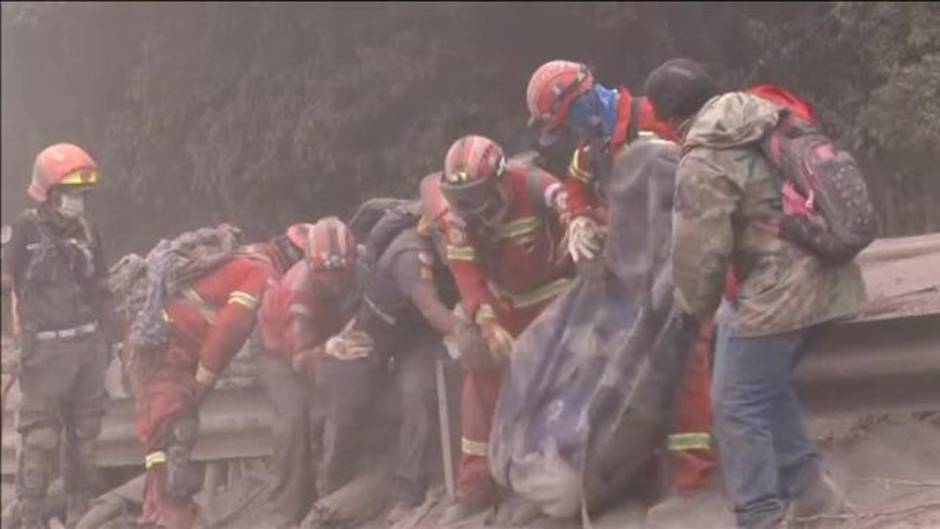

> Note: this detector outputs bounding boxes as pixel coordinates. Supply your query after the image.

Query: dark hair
[643,58,720,122]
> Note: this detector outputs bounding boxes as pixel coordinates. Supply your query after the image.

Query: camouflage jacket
[673,92,865,336]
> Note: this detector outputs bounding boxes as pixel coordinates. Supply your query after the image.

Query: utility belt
[34,321,98,342]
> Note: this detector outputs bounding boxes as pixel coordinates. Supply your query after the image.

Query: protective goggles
[440,174,500,220]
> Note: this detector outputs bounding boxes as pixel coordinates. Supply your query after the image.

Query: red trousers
[456,303,544,506]
[134,339,200,529]
[667,320,716,493]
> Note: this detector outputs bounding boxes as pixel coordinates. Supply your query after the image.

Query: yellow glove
[475,304,513,363]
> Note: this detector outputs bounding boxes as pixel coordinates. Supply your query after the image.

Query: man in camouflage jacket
[644,59,865,529]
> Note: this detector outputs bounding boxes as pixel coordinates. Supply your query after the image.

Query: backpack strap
[626,95,642,145]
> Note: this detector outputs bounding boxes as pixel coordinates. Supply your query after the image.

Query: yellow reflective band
[228,290,258,310]
[181,286,217,324]
[489,277,572,309]
[637,131,660,140]
[461,437,488,457]
[162,309,171,323]
[496,216,541,240]
[60,169,99,186]
[195,364,218,387]
[446,244,476,261]
[145,451,167,469]
[569,150,593,184]
[667,432,712,452]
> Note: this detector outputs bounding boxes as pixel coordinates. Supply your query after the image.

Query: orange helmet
[305,217,358,272]
[526,60,594,145]
[28,143,100,203]
[440,135,507,220]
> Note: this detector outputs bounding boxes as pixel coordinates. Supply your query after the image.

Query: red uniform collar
[610,88,679,150]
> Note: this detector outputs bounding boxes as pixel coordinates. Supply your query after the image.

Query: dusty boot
[787,470,847,522]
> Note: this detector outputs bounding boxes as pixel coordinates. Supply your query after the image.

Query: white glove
[324,329,374,361]
[567,216,603,262]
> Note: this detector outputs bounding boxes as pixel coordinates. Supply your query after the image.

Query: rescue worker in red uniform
[526,60,716,496]
[253,218,359,529]
[2,143,111,529]
[422,135,574,520]
[133,225,305,529]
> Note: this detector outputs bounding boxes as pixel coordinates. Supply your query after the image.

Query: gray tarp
[489,140,699,518]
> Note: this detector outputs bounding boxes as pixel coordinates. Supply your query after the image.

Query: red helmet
[440,135,507,220]
[526,60,594,145]
[28,143,100,203]
[306,217,358,272]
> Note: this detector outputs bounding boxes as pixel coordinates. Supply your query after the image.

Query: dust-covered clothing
[2,209,107,332]
[15,330,110,527]
[428,162,574,506]
[351,228,456,505]
[673,91,866,336]
[2,207,110,528]
[254,258,352,527]
[257,259,349,363]
[135,249,276,529]
[254,349,327,527]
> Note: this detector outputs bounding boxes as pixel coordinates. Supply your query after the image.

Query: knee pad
[22,426,59,452]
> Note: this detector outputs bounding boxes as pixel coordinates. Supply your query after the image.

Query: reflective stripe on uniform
[228,290,258,310]
[145,451,167,469]
[181,286,217,324]
[569,149,593,184]
[446,244,476,261]
[667,432,711,452]
[496,216,541,240]
[487,277,572,309]
[461,437,488,457]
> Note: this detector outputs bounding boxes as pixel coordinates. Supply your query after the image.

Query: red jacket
[164,246,277,384]
[566,89,677,220]
[257,259,347,363]
[429,163,573,328]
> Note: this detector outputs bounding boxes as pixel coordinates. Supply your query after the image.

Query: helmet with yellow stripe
[28,143,99,203]
[440,135,507,223]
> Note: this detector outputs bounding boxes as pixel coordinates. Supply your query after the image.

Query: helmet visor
[441,176,498,221]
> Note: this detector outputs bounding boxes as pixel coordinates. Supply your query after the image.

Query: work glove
[552,190,572,226]
[324,329,374,361]
[454,320,491,371]
[566,215,604,263]
[475,304,513,365]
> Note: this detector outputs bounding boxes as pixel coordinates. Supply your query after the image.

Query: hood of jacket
[683,91,783,150]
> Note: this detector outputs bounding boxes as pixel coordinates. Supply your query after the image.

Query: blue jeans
[712,323,822,529]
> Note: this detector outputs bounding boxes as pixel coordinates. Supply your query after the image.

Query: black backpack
[760,109,878,263]
[348,198,422,273]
